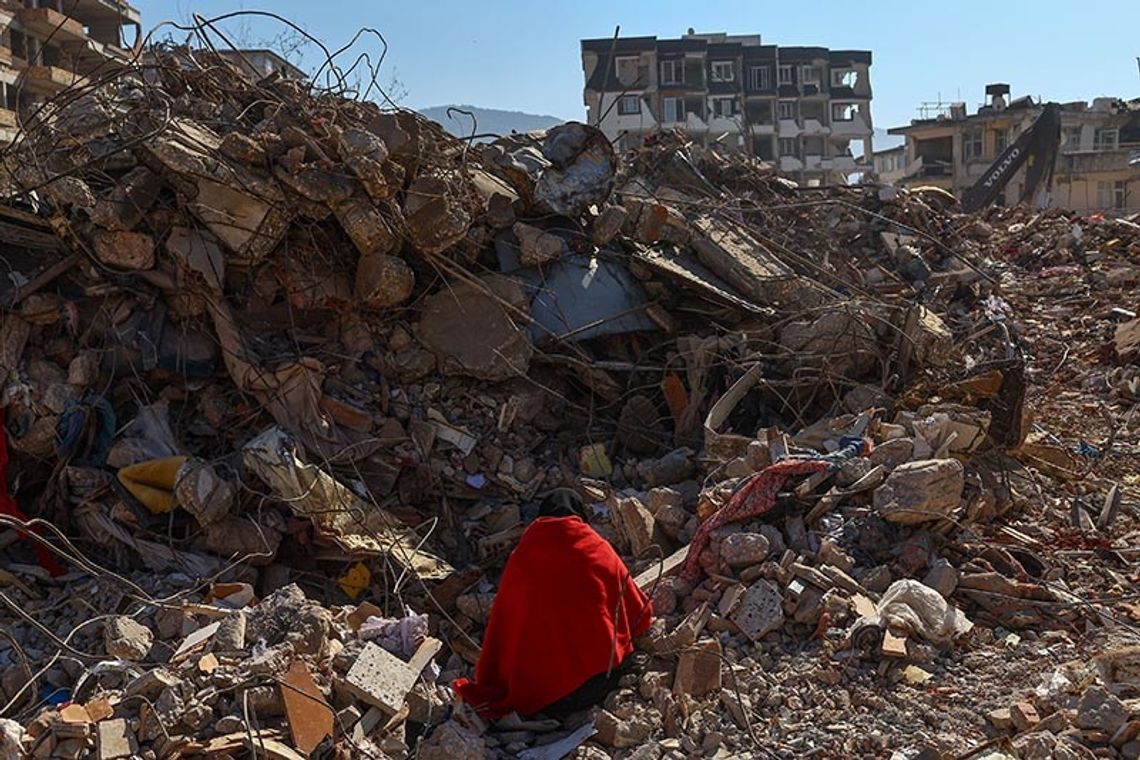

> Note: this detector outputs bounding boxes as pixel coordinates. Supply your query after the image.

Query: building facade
[872,144,906,184]
[581,31,874,186]
[888,84,1140,214]
[0,0,141,144]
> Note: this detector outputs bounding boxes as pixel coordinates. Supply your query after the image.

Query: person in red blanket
[453,489,653,720]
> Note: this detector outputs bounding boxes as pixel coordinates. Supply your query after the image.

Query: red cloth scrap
[453,516,652,719]
[0,408,65,576]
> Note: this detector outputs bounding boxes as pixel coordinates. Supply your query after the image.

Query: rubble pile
[1,41,1139,760]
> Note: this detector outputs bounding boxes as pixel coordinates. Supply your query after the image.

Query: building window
[777,65,794,85]
[617,95,641,116]
[831,103,858,122]
[660,59,683,86]
[748,66,771,90]
[778,137,799,157]
[963,131,983,160]
[711,61,734,83]
[662,97,683,123]
[1063,127,1082,152]
[800,66,821,85]
[994,128,1010,154]
[831,69,857,88]
[1093,128,1119,151]
[712,97,737,118]
[10,29,27,61]
[778,101,796,120]
[1097,180,1126,210]
[615,56,640,87]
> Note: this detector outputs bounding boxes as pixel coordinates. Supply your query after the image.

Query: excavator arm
[960,102,1062,213]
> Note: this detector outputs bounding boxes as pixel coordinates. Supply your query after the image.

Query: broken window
[778,101,796,120]
[1063,127,1082,152]
[617,95,641,116]
[831,69,857,88]
[746,100,773,124]
[747,66,771,91]
[1097,180,1127,210]
[800,66,821,86]
[662,96,683,123]
[831,103,858,122]
[710,61,734,83]
[660,59,683,86]
[777,65,794,85]
[10,29,27,61]
[711,96,737,119]
[615,56,640,87]
[1093,128,1119,151]
[755,136,775,160]
[778,137,799,157]
[962,131,983,161]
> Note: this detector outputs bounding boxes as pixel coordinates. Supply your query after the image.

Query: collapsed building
[888,84,1140,214]
[0,27,1139,760]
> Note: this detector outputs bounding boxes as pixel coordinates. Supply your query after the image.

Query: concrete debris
[0,28,1138,760]
[873,458,965,524]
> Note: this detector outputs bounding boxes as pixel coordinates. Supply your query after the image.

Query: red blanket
[453,516,652,719]
[1,408,64,576]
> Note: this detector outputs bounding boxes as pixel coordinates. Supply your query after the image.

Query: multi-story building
[0,0,142,144]
[888,84,1140,213]
[581,30,874,186]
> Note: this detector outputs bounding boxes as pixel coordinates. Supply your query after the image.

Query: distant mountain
[418,105,565,140]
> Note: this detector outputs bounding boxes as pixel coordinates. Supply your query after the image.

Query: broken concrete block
[513,222,564,266]
[673,638,722,697]
[1115,318,1140,364]
[731,579,785,641]
[92,231,155,270]
[103,617,153,661]
[338,128,392,202]
[343,639,441,715]
[91,167,162,231]
[244,585,331,657]
[95,719,134,760]
[354,252,415,309]
[335,194,398,257]
[900,305,954,369]
[419,275,533,381]
[987,707,1014,731]
[719,533,771,568]
[873,458,964,524]
[779,309,881,378]
[616,394,665,455]
[922,558,958,599]
[1077,686,1129,734]
[404,173,473,255]
[592,204,628,246]
[611,496,657,557]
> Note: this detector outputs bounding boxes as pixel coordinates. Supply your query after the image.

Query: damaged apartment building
[581,31,874,186]
[0,0,141,145]
[888,84,1140,213]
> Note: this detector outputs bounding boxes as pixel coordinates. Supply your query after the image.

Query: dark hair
[538,488,588,521]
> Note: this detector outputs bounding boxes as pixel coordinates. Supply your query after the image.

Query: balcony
[64,0,141,26]
[830,115,872,137]
[0,109,17,129]
[779,156,804,172]
[16,8,88,43]
[777,119,801,137]
[18,65,78,94]
[1056,148,1139,176]
[803,154,823,170]
[801,119,831,135]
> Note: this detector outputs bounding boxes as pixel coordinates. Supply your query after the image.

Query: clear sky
[138,0,1139,140]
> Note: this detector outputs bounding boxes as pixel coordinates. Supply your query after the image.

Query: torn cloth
[681,458,829,581]
[1,408,65,576]
[453,516,652,719]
